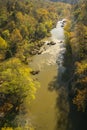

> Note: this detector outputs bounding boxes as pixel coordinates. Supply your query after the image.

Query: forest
[0,0,71,129]
[64,0,87,112]
[0,0,87,129]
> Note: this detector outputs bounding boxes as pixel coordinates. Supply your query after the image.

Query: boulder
[61,24,64,27]
[29,48,39,55]
[30,70,40,75]
[60,41,63,43]
[50,41,56,45]
[38,42,45,47]
[38,50,43,55]
[47,42,50,45]
[47,41,56,45]
[29,50,37,55]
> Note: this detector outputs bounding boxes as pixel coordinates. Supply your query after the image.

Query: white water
[29,20,66,70]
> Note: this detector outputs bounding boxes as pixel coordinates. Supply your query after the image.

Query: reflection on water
[48,74,70,130]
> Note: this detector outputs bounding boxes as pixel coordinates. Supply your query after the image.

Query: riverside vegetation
[0,0,71,129]
[64,0,87,112]
[1,0,87,129]
[54,1,87,129]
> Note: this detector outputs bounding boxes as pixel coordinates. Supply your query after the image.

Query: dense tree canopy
[64,0,87,111]
[0,0,71,128]
[0,58,38,126]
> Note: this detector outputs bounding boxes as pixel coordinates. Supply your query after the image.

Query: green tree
[0,58,37,126]
[0,36,7,49]
[10,29,22,43]
[35,23,47,39]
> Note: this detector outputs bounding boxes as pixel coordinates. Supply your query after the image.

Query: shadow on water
[48,70,70,130]
[48,65,87,130]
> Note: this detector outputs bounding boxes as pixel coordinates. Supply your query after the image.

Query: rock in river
[30,70,40,75]
[47,41,56,45]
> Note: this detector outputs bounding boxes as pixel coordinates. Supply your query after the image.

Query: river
[28,20,68,130]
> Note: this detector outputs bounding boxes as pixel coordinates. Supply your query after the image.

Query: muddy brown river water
[29,20,67,130]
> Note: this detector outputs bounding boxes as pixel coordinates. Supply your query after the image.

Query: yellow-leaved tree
[0,36,7,49]
[0,58,39,127]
